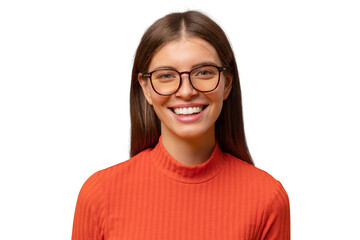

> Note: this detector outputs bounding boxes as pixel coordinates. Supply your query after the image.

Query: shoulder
[222,152,289,202]
[222,153,290,231]
[91,148,150,182]
[79,149,151,195]
[223,153,279,182]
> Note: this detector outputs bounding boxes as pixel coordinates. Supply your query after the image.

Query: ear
[223,74,233,100]
[138,73,153,105]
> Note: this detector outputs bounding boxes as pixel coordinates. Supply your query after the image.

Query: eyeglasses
[142,65,229,96]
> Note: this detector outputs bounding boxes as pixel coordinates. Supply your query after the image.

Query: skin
[139,36,232,165]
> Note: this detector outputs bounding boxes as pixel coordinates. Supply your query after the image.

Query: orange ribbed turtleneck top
[72,140,290,239]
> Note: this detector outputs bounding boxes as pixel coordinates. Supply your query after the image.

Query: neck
[161,127,216,166]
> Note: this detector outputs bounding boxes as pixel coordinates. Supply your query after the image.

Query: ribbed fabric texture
[72,139,290,239]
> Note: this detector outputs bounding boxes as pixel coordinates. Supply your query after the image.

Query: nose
[174,73,199,99]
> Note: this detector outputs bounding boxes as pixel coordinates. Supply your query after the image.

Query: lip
[170,103,206,109]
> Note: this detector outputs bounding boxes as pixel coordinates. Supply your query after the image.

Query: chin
[172,127,214,140]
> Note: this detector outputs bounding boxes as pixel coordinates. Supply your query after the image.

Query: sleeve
[259,181,290,240]
[72,172,106,240]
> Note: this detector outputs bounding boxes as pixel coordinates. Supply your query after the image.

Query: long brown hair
[130,11,254,165]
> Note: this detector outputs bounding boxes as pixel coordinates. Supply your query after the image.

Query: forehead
[148,37,221,71]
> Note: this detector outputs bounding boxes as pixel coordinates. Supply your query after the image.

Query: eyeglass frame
[142,64,230,96]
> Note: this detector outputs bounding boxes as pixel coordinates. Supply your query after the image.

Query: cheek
[214,78,228,101]
[150,93,170,113]
[209,88,226,106]
[208,91,226,120]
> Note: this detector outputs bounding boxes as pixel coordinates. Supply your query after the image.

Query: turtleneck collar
[148,137,226,184]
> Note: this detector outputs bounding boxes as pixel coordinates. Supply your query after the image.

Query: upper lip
[169,103,207,109]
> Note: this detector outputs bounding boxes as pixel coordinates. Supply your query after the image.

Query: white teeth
[173,106,203,115]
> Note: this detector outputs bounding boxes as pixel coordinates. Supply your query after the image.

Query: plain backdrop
[1,0,359,239]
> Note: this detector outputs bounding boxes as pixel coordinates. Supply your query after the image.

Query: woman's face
[139,37,232,140]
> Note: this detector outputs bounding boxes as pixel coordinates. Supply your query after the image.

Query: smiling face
[138,37,232,142]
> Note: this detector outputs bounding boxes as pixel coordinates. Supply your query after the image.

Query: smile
[171,106,206,116]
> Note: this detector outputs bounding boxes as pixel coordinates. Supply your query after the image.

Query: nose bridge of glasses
[177,70,197,93]
[179,71,191,79]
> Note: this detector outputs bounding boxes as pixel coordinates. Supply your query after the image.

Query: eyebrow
[150,61,220,72]
[191,61,219,68]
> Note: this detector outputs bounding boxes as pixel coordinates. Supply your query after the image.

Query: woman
[72,11,290,239]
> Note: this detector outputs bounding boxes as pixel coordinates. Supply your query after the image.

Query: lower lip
[171,108,205,123]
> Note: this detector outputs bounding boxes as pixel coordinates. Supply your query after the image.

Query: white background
[1,0,359,239]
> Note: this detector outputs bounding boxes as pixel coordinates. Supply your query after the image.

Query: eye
[152,69,179,82]
[192,66,217,80]
[197,70,212,76]
[158,73,176,79]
